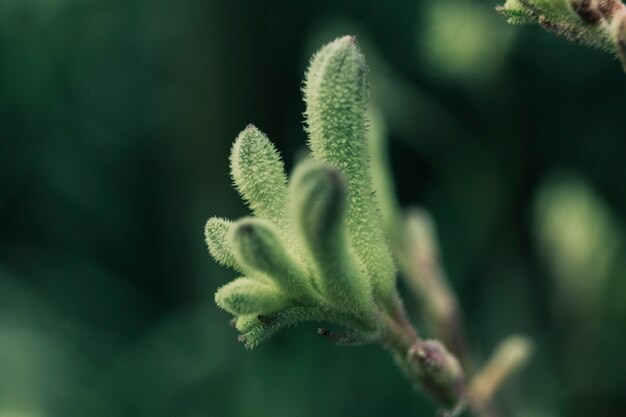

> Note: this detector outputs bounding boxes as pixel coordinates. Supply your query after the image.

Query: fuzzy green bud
[303,35,396,305]
[228,217,314,300]
[204,217,242,271]
[230,125,288,229]
[290,160,374,315]
[215,277,290,316]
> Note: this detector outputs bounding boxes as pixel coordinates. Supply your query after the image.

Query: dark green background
[1,0,625,416]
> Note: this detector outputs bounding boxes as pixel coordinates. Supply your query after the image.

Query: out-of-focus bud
[469,335,534,404]
[407,339,464,407]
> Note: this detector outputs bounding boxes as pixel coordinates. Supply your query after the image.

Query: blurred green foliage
[1,0,625,416]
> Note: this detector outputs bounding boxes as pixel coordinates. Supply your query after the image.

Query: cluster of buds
[205,36,532,416]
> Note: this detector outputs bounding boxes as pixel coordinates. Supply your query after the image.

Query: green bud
[290,160,374,315]
[228,217,314,300]
[230,125,288,229]
[215,277,290,316]
[303,35,396,305]
[204,217,242,271]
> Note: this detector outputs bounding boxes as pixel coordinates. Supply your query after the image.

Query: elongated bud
[230,125,288,228]
[204,217,242,271]
[303,35,396,306]
[407,340,463,406]
[215,277,290,316]
[228,217,314,300]
[290,161,374,315]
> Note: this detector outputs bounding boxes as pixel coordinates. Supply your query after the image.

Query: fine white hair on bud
[289,160,375,316]
[228,217,316,302]
[230,125,288,229]
[204,217,242,271]
[303,36,396,307]
[215,277,291,316]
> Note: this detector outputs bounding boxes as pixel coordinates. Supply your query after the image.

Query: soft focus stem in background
[368,106,533,416]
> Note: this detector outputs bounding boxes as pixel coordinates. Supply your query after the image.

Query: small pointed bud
[230,125,288,227]
[290,160,374,315]
[215,277,290,316]
[407,340,463,406]
[228,217,314,300]
[303,36,396,306]
[204,217,242,271]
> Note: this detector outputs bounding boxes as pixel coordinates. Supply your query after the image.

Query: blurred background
[1,0,625,416]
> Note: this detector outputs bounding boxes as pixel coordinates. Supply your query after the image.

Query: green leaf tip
[303,35,396,306]
[215,277,290,316]
[228,217,314,300]
[290,160,374,315]
[230,125,288,227]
